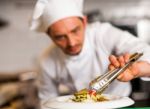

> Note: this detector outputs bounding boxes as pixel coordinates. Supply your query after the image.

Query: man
[30,0,150,104]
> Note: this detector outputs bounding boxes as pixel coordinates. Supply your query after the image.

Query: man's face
[47,17,86,56]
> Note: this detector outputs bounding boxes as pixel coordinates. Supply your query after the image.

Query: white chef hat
[30,0,84,32]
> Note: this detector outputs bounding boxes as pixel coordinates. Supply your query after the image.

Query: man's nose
[67,35,76,46]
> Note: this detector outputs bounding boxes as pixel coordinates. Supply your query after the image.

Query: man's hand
[108,53,150,82]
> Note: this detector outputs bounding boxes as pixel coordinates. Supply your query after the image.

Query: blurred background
[0,0,150,109]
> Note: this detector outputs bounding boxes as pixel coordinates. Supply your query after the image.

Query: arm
[37,68,59,109]
[38,68,58,102]
[93,22,150,81]
[37,49,59,106]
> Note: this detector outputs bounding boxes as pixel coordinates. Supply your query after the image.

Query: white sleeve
[38,67,59,108]
[37,51,59,104]
[38,68,58,101]
[140,77,150,81]
[95,22,150,64]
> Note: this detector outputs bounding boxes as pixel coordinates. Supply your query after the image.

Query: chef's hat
[30,0,84,32]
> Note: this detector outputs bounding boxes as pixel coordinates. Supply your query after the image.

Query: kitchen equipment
[89,53,143,94]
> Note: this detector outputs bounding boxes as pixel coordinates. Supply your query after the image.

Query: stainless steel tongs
[89,52,143,94]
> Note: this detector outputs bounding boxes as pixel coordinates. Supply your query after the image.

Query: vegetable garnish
[71,88,108,102]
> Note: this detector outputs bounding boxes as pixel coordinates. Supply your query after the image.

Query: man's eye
[72,27,80,34]
[54,36,65,41]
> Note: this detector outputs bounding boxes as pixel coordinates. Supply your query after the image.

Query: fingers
[109,55,120,67]
[108,53,138,82]
[109,53,130,68]
[117,73,124,80]
[117,70,132,82]
[118,53,130,67]
[117,65,139,82]
[108,64,115,71]
[118,55,125,67]
[124,53,130,63]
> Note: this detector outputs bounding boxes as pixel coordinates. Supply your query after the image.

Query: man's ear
[82,16,87,27]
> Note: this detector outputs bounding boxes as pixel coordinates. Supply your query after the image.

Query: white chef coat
[38,21,150,102]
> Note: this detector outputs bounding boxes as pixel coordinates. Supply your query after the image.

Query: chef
[30,0,150,105]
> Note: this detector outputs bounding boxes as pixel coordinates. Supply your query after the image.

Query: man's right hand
[108,53,150,82]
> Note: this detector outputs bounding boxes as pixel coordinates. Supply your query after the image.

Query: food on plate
[71,88,108,102]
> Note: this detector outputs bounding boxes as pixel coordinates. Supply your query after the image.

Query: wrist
[134,61,150,78]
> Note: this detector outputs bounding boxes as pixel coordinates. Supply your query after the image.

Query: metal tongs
[89,52,143,94]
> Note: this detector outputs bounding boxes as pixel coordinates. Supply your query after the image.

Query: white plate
[43,94,134,109]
